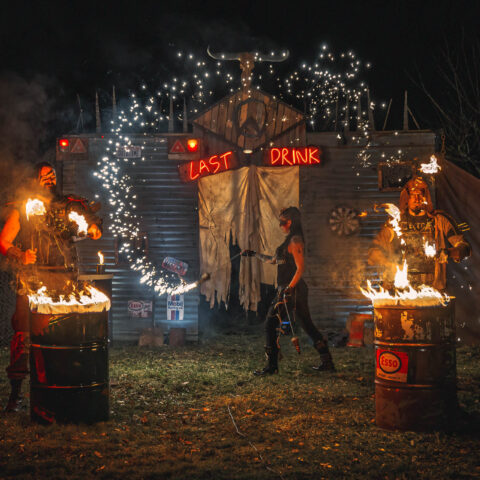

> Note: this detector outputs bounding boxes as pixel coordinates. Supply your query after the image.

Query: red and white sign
[376,349,409,383]
[170,139,186,154]
[178,151,238,182]
[265,147,322,166]
[71,138,87,154]
[128,300,152,318]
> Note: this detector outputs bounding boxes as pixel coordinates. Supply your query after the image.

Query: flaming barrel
[374,300,457,431]
[28,287,111,424]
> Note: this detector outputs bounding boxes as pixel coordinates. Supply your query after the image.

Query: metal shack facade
[57,134,200,342]
[58,102,437,342]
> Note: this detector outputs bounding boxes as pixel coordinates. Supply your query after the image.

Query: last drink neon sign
[178,151,238,182]
[266,147,322,166]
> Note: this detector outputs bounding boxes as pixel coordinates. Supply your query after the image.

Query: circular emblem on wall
[328,206,361,236]
[234,98,267,138]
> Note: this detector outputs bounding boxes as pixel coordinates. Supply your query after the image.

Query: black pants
[265,281,329,353]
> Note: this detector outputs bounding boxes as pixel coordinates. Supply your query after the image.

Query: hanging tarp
[198,165,299,311]
[436,159,480,343]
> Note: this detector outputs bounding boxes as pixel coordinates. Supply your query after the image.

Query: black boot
[253,346,278,376]
[312,340,335,372]
[4,379,24,413]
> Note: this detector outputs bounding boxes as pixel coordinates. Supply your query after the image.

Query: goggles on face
[279,219,289,227]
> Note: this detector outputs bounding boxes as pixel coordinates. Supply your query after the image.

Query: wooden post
[76,94,84,132]
[367,88,375,130]
[356,96,362,131]
[334,94,339,131]
[344,96,350,133]
[403,90,409,130]
[183,97,188,133]
[95,91,101,133]
[168,96,174,133]
[382,98,392,131]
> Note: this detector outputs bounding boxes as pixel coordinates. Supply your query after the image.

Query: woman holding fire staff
[242,206,335,375]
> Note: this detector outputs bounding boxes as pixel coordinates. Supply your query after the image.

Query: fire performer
[0,162,102,412]
[368,176,471,290]
[242,207,335,375]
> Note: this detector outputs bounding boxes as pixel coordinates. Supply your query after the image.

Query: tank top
[275,235,302,287]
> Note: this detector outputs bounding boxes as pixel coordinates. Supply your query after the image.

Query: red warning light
[59,139,69,151]
[187,139,199,152]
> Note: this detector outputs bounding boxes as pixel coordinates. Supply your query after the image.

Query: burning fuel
[26,198,46,221]
[28,284,111,314]
[68,211,88,236]
[98,251,104,265]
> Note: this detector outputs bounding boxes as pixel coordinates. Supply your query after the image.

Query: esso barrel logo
[378,352,402,374]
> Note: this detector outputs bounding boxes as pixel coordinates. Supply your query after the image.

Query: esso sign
[128,301,143,311]
[378,351,401,374]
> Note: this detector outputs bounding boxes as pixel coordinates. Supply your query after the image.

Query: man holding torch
[0,162,102,412]
[368,175,471,291]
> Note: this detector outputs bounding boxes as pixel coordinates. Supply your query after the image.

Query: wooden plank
[216,100,228,138]
[224,95,235,143]
[265,100,279,142]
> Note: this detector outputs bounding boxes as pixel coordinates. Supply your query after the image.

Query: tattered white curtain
[199,165,299,311]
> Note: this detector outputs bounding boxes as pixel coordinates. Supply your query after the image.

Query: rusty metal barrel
[29,311,109,424]
[374,300,457,431]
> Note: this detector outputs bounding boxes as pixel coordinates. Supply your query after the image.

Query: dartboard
[328,206,360,236]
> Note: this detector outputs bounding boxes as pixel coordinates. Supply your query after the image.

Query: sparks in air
[95,45,381,297]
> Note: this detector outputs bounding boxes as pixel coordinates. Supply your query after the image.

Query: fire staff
[242,206,335,375]
[0,162,102,412]
[368,176,471,290]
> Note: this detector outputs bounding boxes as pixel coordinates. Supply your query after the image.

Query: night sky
[0,0,479,158]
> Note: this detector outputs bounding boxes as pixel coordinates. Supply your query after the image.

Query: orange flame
[424,241,436,257]
[420,155,441,174]
[98,251,104,265]
[28,284,111,314]
[68,211,88,235]
[26,198,46,221]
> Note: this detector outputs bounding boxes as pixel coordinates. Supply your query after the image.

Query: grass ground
[1,332,480,479]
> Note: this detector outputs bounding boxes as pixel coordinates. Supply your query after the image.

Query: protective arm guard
[6,246,25,264]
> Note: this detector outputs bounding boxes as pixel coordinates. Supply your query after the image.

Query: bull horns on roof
[207,47,289,90]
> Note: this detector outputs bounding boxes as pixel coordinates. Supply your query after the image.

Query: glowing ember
[28,284,111,314]
[98,251,104,265]
[424,241,436,257]
[420,155,441,174]
[68,211,88,235]
[26,198,46,221]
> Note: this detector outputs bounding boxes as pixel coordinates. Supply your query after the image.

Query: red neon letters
[267,147,321,166]
[179,151,235,182]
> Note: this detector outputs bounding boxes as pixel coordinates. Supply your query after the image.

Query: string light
[96,44,389,297]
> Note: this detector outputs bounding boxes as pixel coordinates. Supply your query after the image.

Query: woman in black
[243,207,335,375]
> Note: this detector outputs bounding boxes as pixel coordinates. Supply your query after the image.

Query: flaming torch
[97,251,105,274]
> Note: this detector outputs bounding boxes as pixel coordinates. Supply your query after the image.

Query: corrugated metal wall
[58,134,199,343]
[301,130,437,328]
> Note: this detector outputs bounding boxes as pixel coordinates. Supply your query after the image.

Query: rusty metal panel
[58,135,199,343]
